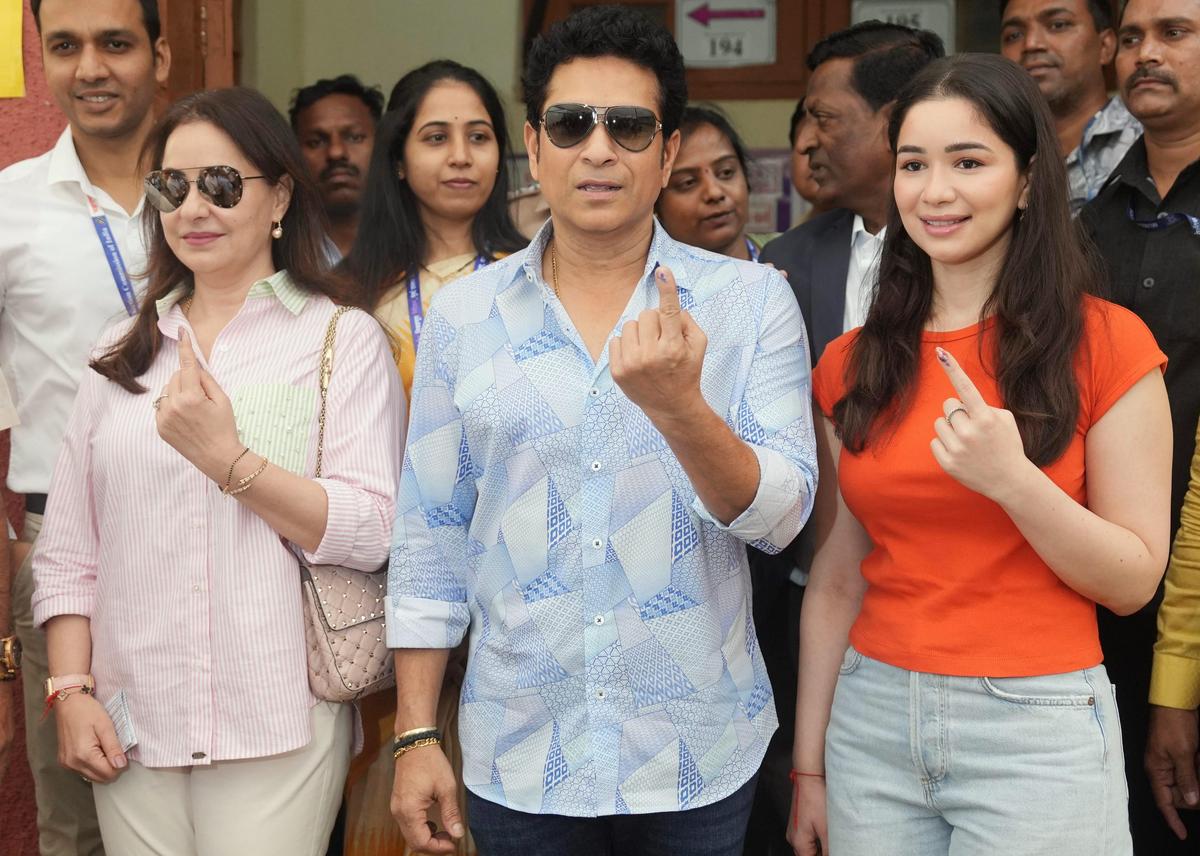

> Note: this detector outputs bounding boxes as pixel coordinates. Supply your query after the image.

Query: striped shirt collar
[156,269,311,323]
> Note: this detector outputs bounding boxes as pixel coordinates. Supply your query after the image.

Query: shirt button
[1142,276,1156,289]
[590,460,602,472]
[191,752,206,760]
[596,689,606,700]
[589,388,599,397]
[593,615,605,626]
[193,584,201,592]
[592,538,603,549]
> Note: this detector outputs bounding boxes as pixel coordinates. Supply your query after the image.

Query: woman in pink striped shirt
[31,88,404,856]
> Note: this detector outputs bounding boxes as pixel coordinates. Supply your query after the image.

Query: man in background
[289,74,383,260]
[1000,0,1141,212]
[1,1,169,853]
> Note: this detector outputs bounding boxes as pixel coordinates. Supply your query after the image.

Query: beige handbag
[298,306,395,702]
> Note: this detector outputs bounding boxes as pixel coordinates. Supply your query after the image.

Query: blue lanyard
[85,194,138,317]
[745,237,760,262]
[1126,200,1200,236]
[407,255,488,352]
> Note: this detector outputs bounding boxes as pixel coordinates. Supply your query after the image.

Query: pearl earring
[271,221,283,239]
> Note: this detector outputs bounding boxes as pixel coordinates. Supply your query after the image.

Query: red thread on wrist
[42,685,93,720]
[790,769,825,782]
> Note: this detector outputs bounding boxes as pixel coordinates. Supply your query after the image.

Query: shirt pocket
[231,383,319,476]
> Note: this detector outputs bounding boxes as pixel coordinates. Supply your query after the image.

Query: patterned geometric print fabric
[387,219,817,817]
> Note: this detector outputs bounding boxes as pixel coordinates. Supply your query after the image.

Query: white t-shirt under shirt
[0,127,147,495]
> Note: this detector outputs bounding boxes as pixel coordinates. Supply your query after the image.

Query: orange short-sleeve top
[812,295,1166,677]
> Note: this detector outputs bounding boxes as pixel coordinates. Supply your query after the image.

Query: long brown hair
[833,54,1097,466]
[91,87,347,393]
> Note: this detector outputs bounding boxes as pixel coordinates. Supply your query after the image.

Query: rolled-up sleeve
[387,306,474,649]
[32,370,102,626]
[692,269,818,553]
[303,310,405,571]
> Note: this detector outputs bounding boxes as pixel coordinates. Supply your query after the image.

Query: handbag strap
[315,306,353,479]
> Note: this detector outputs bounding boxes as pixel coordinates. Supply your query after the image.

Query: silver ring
[945,407,969,428]
[81,775,92,784]
[153,394,168,411]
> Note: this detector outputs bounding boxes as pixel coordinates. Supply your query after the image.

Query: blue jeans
[465,774,757,856]
[825,647,1132,855]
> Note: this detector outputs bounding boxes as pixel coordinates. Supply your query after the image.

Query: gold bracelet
[396,725,440,741]
[222,447,250,492]
[393,736,441,760]
[225,457,269,496]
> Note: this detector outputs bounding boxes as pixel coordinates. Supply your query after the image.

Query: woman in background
[656,105,777,259]
[340,59,526,856]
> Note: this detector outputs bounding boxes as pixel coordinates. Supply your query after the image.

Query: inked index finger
[935,347,988,412]
[177,329,203,392]
[654,265,682,336]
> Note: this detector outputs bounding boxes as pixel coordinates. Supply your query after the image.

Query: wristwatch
[44,673,94,697]
[0,635,21,682]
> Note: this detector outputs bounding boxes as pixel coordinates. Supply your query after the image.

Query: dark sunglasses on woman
[539,103,662,153]
[144,165,267,213]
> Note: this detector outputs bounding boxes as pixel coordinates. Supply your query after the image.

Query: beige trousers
[93,700,352,856]
[12,510,105,856]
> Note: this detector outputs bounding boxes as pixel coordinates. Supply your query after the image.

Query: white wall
[239,0,797,151]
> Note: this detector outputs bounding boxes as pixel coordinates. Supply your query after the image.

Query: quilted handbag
[298,306,395,702]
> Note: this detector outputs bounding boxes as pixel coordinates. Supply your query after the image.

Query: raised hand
[610,266,708,424]
[929,346,1035,504]
[154,330,241,479]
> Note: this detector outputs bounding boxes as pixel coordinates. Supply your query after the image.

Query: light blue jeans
[825,647,1132,855]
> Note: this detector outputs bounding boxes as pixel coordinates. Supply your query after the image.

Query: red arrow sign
[688,3,767,27]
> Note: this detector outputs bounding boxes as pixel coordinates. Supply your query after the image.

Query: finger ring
[946,407,969,428]
[153,394,168,411]
[81,775,92,784]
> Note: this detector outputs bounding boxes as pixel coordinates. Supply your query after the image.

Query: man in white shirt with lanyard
[0,1,168,853]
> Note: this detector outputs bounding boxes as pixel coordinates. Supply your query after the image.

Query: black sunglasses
[539,103,663,153]
[144,165,267,213]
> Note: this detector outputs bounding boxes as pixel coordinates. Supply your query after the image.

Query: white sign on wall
[676,1,777,68]
[851,1,956,54]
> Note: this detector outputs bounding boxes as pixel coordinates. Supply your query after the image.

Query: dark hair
[833,53,1095,467]
[91,88,346,393]
[523,5,688,139]
[288,74,384,129]
[31,0,160,43]
[788,97,806,147]
[999,0,1114,31]
[678,104,751,181]
[343,60,526,312]
[806,21,945,111]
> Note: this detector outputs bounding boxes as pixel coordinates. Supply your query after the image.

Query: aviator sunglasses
[144,165,267,213]
[539,103,663,153]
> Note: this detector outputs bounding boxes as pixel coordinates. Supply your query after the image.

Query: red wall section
[0,1,66,170]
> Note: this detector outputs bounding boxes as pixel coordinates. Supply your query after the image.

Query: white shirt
[0,127,147,494]
[843,214,886,332]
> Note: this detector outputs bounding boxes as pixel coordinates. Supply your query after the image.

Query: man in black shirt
[1080,0,1200,849]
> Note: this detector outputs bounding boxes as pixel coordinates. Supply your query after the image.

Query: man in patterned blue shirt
[385,8,817,855]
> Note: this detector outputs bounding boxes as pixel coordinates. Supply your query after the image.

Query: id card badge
[104,689,138,753]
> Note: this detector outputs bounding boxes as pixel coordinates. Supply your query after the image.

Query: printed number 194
[708,35,744,58]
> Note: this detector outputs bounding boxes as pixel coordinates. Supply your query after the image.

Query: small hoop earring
[271,221,283,239]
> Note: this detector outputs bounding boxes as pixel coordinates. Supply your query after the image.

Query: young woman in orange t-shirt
[789,54,1171,856]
